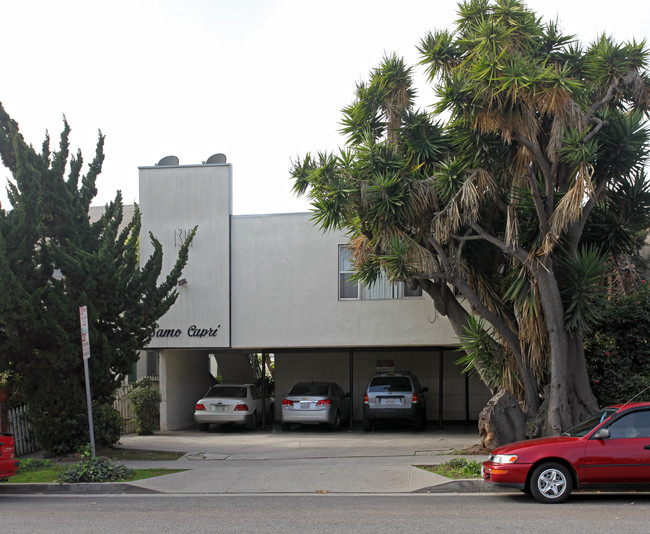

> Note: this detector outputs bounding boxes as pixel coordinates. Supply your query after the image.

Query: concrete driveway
[109,422,492,494]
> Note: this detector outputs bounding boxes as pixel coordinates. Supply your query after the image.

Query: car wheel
[281,422,291,431]
[246,411,257,431]
[362,417,372,432]
[329,411,341,431]
[198,423,209,432]
[529,462,572,503]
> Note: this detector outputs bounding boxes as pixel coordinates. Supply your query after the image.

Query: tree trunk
[566,334,599,420]
[535,266,597,435]
[478,388,527,450]
[419,279,530,443]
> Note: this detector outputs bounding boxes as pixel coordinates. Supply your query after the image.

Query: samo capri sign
[154,324,221,339]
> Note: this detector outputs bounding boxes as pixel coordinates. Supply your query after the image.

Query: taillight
[412,392,419,404]
[363,393,369,404]
[234,404,249,411]
[316,399,332,406]
[282,399,294,406]
[195,403,206,411]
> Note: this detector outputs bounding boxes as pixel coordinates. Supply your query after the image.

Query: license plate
[211,404,227,412]
[382,398,398,404]
[299,403,312,409]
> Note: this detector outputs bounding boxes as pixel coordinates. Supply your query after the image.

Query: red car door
[583,408,650,484]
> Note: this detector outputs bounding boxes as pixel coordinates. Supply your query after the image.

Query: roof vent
[205,153,227,164]
[156,155,179,166]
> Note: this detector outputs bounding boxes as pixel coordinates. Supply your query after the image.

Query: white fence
[113,377,160,435]
[8,405,38,456]
[113,384,137,434]
[2,378,159,456]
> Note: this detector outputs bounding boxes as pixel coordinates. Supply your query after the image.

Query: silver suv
[362,371,427,431]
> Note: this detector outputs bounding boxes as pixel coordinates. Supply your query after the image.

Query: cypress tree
[0,103,195,454]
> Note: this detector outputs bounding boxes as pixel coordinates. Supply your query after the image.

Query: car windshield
[206,386,247,398]
[369,377,412,393]
[289,384,329,396]
[563,407,619,437]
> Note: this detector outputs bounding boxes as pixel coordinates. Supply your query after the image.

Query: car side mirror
[422,387,429,393]
[344,392,350,398]
[592,428,611,440]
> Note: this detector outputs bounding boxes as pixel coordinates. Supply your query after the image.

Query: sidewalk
[0,424,503,494]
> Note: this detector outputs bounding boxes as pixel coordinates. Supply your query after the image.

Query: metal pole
[348,350,354,431]
[438,349,444,431]
[79,306,96,458]
[83,357,96,458]
[261,354,266,431]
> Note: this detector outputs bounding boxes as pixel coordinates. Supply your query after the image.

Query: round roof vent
[157,155,179,166]
[205,153,227,164]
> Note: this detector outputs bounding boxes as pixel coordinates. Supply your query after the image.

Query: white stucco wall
[231,213,459,349]
[159,350,211,430]
[140,164,231,349]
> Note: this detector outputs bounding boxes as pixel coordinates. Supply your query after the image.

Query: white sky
[1,0,649,215]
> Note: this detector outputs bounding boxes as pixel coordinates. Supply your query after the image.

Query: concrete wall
[274,350,491,422]
[231,213,459,349]
[160,350,211,430]
[140,164,231,350]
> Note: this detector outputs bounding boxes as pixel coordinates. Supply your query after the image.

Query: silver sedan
[280,381,350,431]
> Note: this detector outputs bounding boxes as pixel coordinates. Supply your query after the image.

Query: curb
[414,479,512,493]
[0,483,160,495]
[0,480,508,495]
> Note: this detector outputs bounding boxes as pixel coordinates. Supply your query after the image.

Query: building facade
[139,158,491,430]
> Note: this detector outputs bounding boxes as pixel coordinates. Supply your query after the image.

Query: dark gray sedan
[281,382,350,431]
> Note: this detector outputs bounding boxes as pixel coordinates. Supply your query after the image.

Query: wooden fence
[113,377,160,435]
[8,405,38,456]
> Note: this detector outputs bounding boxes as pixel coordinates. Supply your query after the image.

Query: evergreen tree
[0,103,195,454]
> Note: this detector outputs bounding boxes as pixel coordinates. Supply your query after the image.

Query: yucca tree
[292,0,650,439]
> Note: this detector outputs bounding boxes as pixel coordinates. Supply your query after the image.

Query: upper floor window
[338,245,422,300]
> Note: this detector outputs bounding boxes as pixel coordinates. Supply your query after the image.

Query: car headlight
[489,454,518,464]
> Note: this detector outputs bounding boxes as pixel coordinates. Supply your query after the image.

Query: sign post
[79,306,96,458]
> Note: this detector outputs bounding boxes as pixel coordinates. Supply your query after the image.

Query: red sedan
[482,402,650,503]
[0,433,18,479]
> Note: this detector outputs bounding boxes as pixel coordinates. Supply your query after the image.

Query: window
[338,245,422,300]
[607,410,650,439]
[339,245,359,299]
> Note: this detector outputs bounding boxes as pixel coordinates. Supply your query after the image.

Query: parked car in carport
[362,371,427,431]
[194,384,272,431]
[281,381,350,431]
[0,433,18,479]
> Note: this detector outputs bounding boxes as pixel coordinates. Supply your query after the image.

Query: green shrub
[28,402,122,456]
[92,404,123,448]
[17,457,53,472]
[57,457,133,483]
[585,282,650,406]
[129,379,161,435]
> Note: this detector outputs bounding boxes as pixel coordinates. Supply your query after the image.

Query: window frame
[338,245,422,301]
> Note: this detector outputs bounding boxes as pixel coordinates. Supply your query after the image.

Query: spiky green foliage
[0,103,195,454]
[291,0,650,435]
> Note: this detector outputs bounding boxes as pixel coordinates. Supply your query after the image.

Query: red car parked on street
[482,402,650,503]
[0,433,18,479]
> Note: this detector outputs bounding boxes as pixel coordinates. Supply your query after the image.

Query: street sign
[79,306,90,360]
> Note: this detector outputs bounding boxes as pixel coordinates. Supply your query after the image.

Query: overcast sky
[2,0,649,215]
